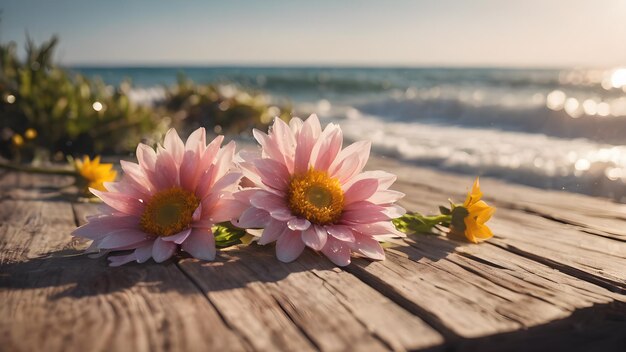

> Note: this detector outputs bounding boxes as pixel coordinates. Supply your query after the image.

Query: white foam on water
[330,113,626,201]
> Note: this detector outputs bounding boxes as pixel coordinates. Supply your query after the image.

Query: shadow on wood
[0,245,334,299]
[457,300,626,352]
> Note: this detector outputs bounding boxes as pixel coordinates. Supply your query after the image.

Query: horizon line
[65,62,581,71]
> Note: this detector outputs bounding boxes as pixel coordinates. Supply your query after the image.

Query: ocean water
[72,66,626,201]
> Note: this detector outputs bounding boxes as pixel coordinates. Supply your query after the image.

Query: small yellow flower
[12,134,24,147]
[74,156,117,193]
[450,178,495,243]
[25,128,37,140]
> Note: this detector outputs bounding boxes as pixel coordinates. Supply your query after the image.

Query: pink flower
[72,128,244,266]
[235,115,406,266]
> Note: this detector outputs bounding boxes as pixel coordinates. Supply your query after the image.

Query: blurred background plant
[163,74,292,137]
[0,36,292,163]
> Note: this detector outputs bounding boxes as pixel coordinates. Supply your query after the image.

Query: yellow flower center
[287,169,344,225]
[140,187,200,237]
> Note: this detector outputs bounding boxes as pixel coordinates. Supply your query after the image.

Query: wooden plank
[0,172,247,352]
[346,235,625,340]
[369,155,626,241]
[392,181,626,294]
[178,245,444,352]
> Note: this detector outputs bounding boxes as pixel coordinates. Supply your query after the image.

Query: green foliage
[163,74,292,136]
[0,36,293,161]
[0,36,165,159]
[213,222,248,248]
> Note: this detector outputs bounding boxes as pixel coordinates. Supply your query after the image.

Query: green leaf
[212,222,248,248]
[438,205,451,215]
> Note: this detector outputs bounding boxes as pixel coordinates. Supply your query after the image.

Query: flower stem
[393,212,452,235]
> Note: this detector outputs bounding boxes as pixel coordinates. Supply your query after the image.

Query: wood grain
[2,153,626,351]
[0,173,247,352]
[178,245,444,352]
[375,157,626,294]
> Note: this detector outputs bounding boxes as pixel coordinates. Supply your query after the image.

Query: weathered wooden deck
[1,154,625,351]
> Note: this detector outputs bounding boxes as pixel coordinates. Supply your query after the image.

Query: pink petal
[195,165,216,201]
[84,241,100,254]
[341,201,390,223]
[330,155,361,184]
[90,189,144,217]
[136,143,157,171]
[250,190,288,212]
[185,127,206,153]
[253,158,290,192]
[201,189,240,217]
[311,124,343,171]
[108,253,137,267]
[72,215,139,240]
[198,135,224,173]
[382,204,406,218]
[98,229,151,249]
[180,150,202,191]
[238,161,263,188]
[134,243,154,263]
[182,228,216,261]
[209,198,249,223]
[349,221,406,237]
[88,247,110,259]
[258,219,287,245]
[301,224,327,250]
[329,140,371,182]
[293,117,316,174]
[161,228,192,244]
[153,148,179,189]
[236,207,272,228]
[304,114,322,138]
[232,188,259,204]
[343,178,379,204]
[192,204,202,222]
[368,190,404,205]
[120,160,153,194]
[271,117,296,172]
[269,208,295,221]
[289,117,303,134]
[321,236,351,266]
[104,181,147,200]
[352,234,385,261]
[275,229,306,263]
[253,129,285,166]
[212,140,237,183]
[163,128,185,164]
[210,172,243,194]
[287,217,311,231]
[326,225,355,242]
[345,170,397,191]
[152,238,178,263]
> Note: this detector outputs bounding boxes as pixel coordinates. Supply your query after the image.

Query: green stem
[393,212,452,235]
[0,161,78,177]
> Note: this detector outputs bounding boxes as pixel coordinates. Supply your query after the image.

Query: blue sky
[2,0,625,67]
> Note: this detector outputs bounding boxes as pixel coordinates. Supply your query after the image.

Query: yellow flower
[25,128,37,140]
[12,134,24,147]
[74,156,117,193]
[450,178,495,243]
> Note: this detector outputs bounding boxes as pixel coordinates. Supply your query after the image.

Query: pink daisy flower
[72,128,244,266]
[235,115,406,266]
